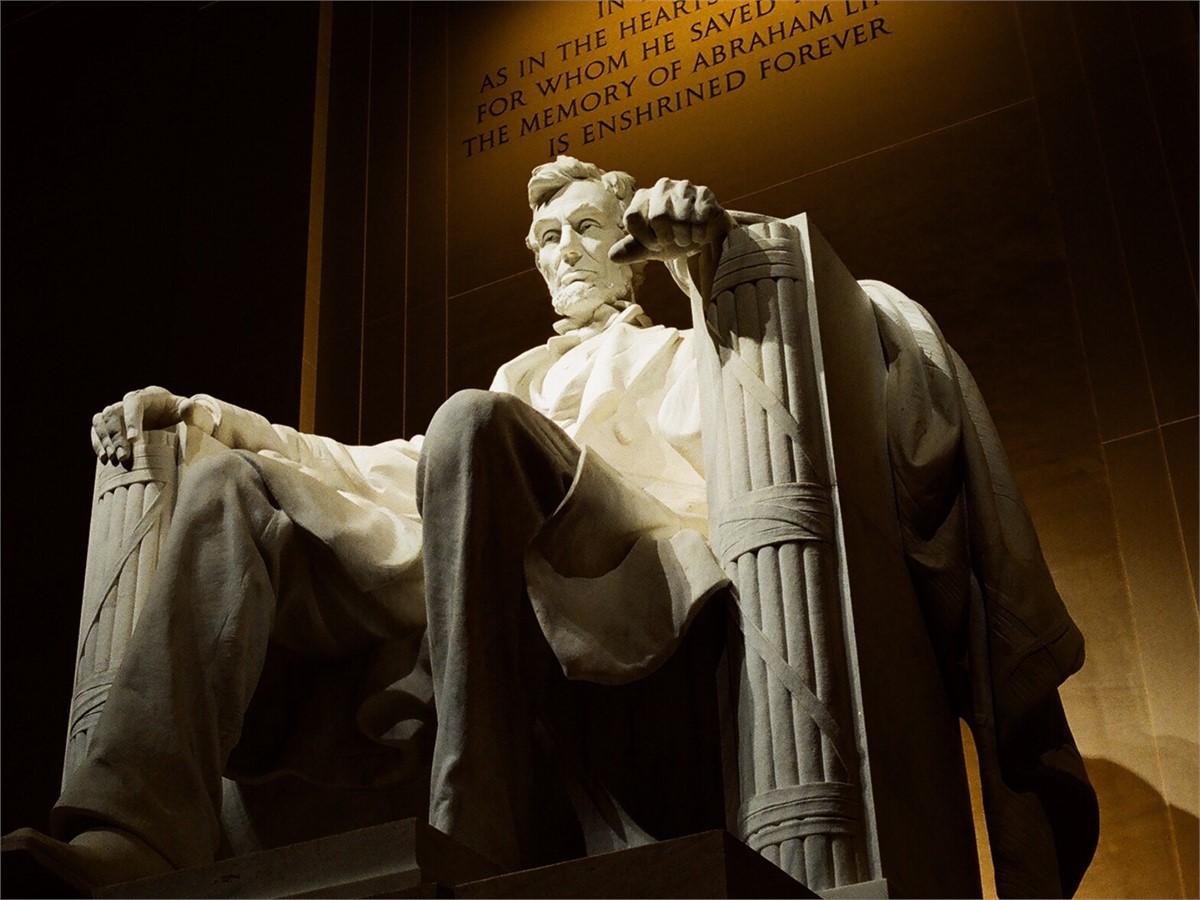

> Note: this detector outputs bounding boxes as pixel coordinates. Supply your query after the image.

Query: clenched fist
[609,177,734,265]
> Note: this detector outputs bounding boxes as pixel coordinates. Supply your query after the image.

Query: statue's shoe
[1,826,173,894]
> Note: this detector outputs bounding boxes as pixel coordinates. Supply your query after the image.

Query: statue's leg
[418,389,582,872]
[50,449,404,871]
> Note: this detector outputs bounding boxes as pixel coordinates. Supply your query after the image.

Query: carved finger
[649,213,679,252]
[670,220,695,249]
[691,183,716,211]
[100,405,129,462]
[122,391,145,443]
[647,177,675,223]
[689,193,733,246]
[622,186,652,224]
[97,428,117,466]
[91,425,111,463]
[92,412,111,463]
[667,180,696,221]
[609,233,653,265]
[623,206,659,255]
[94,408,112,446]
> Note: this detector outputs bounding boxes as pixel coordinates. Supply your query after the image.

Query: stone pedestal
[453,830,818,899]
[5,826,875,900]
[97,819,497,899]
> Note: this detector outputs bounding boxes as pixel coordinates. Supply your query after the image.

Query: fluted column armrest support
[64,424,228,783]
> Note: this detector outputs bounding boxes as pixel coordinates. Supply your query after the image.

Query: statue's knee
[426,390,515,445]
[421,390,517,463]
[418,390,522,511]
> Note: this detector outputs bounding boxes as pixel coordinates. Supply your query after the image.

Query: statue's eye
[540,230,560,247]
[578,219,600,233]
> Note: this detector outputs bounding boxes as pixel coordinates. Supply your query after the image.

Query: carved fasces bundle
[695,220,867,891]
[64,430,181,784]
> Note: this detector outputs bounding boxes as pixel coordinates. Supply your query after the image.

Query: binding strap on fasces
[739,782,862,850]
[711,482,833,563]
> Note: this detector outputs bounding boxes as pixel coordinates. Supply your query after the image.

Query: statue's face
[530,179,633,325]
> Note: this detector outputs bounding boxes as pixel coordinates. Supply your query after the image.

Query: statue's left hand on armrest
[90,385,218,466]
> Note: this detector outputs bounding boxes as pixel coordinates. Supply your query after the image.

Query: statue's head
[526,156,645,327]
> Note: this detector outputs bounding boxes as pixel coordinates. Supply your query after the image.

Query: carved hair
[527,156,636,210]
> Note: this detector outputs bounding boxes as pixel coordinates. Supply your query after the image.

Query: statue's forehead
[533,180,620,227]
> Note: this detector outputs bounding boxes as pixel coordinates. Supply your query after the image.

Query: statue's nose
[559,223,584,266]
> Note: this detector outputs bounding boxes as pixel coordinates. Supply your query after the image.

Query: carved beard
[551,270,633,325]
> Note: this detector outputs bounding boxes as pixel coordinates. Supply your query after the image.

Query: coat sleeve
[185,395,425,603]
[192,393,422,517]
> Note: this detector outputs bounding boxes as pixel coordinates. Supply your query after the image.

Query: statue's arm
[202,396,422,501]
[90,385,362,463]
[90,386,300,464]
[91,387,419,498]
